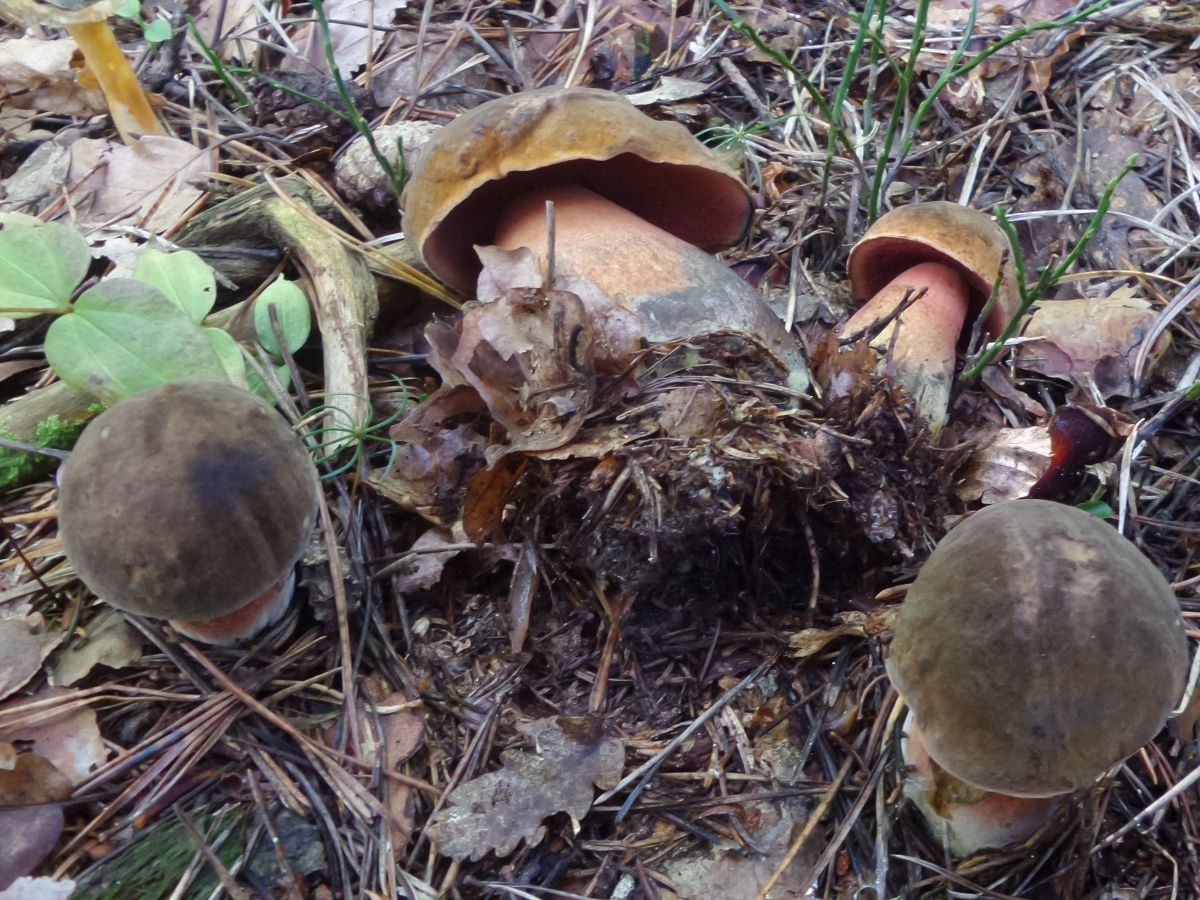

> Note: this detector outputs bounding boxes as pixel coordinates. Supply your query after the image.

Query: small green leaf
[246,363,292,401]
[0,222,91,316]
[254,277,311,355]
[45,279,228,403]
[132,248,216,322]
[116,0,139,17]
[142,17,172,42]
[204,328,248,388]
[1076,499,1114,520]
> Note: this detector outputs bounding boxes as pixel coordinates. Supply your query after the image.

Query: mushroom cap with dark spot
[400,86,753,294]
[848,201,1019,338]
[58,381,320,622]
[886,499,1188,797]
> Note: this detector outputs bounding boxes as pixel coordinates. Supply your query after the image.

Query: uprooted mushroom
[58,382,320,645]
[886,499,1188,855]
[831,201,1019,432]
[401,86,810,391]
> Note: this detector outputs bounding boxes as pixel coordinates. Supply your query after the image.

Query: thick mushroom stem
[899,711,1063,856]
[837,261,970,432]
[494,184,810,388]
[169,573,296,646]
[65,20,164,144]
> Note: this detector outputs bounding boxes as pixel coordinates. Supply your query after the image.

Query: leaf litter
[0,0,1199,897]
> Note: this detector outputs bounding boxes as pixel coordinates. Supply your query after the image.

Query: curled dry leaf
[788,608,898,659]
[390,527,467,595]
[426,287,596,453]
[953,406,1125,504]
[1015,291,1169,397]
[0,614,63,704]
[426,716,623,861]
[0,745,72,806]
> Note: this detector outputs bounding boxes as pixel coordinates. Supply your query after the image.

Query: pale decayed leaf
[0,688,107,783]
[63,136,215,234]
[0,876,77,900]
[44,278,229,403]
[0,614,63,704]
[50,612,143,688]
[953,425,1053,504]
[0,36,106,117]
[1015,291,1166,397]
[426,717,623,861]
[0,221,90,316]
[132,248,217,322]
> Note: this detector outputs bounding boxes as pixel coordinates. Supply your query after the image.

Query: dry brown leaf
[0,37,106,118]
[953,425,1053,504]
[369,422,486,527]
[64,136,216,233]
[50,611,142,687]
[788,608,898,659]
[428,287,596,453]
[462,454,528,545]
[0,688,108,783]
[507,540,538,654]
[0,614,63,704]
[426,716,623,861]
[0,746,72,806]
[390,527,466,595]
[1015,291,1168,397]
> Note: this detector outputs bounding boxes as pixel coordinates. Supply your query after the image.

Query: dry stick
[798,755,887,892]
[316,487,360,758]
[1095,761,1200,852]
[595,659,773,818]
[173,803,251,900]
[755,755,854,900]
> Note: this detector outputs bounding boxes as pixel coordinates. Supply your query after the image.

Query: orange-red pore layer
[169,572,296,645]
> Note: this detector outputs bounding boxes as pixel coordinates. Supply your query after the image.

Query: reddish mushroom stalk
[839,201,1018,432]
[839,261,970,432]
[898,711,1063,855]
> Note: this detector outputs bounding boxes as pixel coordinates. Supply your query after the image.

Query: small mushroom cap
[58,382,320,622]
[886,499,1188,797]
[847,201,1019,338]
[400,86,753,294]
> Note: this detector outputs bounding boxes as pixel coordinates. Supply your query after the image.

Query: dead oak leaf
[0,614,63,704]
[426,716,623,861]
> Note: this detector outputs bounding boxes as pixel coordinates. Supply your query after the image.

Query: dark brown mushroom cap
[886,499,1188,797]
[58,382,320,622]
[400,86,753,294]
[847,201,1019,338]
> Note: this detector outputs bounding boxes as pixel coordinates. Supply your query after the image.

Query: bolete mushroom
[401,86,809,388]
[886,499,1188,855]
[58,381,320,645]
[839,201,1018,431]
[0,0,164,145]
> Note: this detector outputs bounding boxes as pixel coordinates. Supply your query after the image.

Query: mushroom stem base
[899,712,1063,856]
[494,185,809,390]
[837,261,969,432]
[65,21,164,145]
[169,572,295,645]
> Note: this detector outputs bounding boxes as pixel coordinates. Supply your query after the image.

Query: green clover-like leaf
[132,248,217,322]
[254,277,312,356]
[0,221,91,317]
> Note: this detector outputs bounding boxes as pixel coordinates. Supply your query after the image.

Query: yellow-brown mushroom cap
[58,382,320,623]
[886,499,1188,797]
[848,201,1019,338]
[400,86,753,295]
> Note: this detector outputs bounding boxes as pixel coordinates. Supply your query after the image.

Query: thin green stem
[960,153,1139,382]
[187,17,250,106]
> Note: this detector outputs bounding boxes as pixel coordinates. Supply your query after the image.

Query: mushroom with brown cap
[0,0,164,145]
[886,499,1188,855]
[837,201,1018,431]
[401,86,809,388]
[57,381,320,645]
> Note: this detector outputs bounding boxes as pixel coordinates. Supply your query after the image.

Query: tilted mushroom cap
[848,201,1019,338]
[58,381,320,622]
[886,499,1188,797]
[400,86,753,294]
